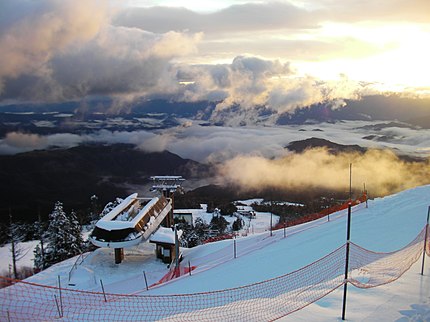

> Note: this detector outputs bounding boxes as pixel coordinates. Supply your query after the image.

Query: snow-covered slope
[3,185,430,321]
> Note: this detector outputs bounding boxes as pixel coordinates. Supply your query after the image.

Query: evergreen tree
[89,195,100,221]
[232,217,243,231]
[33,214,47,271]
[194,217,209,236]
[33,244,44,271]
[210,216,229,235]
[69,210,85,254]
[44,201,84,267]
[99,197,123,219]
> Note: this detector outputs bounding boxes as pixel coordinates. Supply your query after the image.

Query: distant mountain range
[1,94,429,222]
[0,144,209,223]
[1,95,429,136]
[286,137,367,154]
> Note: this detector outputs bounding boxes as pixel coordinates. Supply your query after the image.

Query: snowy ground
[2,185,430,320]
[0,240,38,276]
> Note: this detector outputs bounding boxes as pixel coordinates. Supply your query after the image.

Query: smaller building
[173,210,193,225]
[149,227,183,264]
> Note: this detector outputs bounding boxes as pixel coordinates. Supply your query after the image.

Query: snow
[150,227,182,244]
[0,240,39,274]
[2,185,430,321]
[173,204,279,234]
[96,220,135,230]
[97,193,137,223]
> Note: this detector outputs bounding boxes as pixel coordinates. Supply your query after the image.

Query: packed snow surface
[2,185,430,320]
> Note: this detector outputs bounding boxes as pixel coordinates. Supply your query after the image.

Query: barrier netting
[0,226,428,321]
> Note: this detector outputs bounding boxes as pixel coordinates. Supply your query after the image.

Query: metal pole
[283,221,286,238]
[188,261,192,276]
[342,204,352,320]
[58,276,63,317]
[100,279,107,301]
[174,224,179,269]
[270,210,273,237]
[421,206,430,275]
[364,183,368,208]
[349,163,352,201]
[143,271,149,291]
[54,295,62,318]
[234,238,237,259]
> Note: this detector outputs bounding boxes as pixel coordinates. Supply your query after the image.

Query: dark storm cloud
[0,0,201,103]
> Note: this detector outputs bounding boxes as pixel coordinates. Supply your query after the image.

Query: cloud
[218,147,430,196]
[113,2,316,35]
[0,129,175,155]
[0,132,82,154]
[177,58,364,115]
[0,0,110,95]
[319,0,430,24]
[1,123,430,197]
[0,0,411,118]
[0,0,202,103]
[115,1,430,35]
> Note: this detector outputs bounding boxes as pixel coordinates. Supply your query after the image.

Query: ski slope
[2,184,430,321]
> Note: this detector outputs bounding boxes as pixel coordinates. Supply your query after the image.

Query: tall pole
[349,163,352,201]
[364,182,368,208]
[174,225,179,266]
[270,211,273,237]
[342,204,352,320]
[343,165,353,321]
[421,206,430,275]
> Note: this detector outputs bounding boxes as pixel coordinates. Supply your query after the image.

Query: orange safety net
[151,264,197,287]
[273,192,368,230]
[1,217,428,322]
[0,246,346,321]
[348,225,427,288]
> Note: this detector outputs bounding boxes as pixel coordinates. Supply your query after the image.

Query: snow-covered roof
[174,209,194,214]
[149,227,183,244]
[95,195,160,231]
[96,220,135,231]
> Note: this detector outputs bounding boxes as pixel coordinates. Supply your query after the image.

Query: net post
[283,220,286,238]
[100,279,107,301]
[342,204,352,320]
[234,238,237,259]
[421,206,430,275]
[54,295,62,318]
[57,275,63,317]
[270,211,273,237]
[143,271,149,291]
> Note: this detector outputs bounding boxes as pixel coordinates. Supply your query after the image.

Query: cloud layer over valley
[218,148,430,196]
[1,120,429,196]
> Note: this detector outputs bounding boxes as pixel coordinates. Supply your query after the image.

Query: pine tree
[33,244,44,271]
[232,217,243,231]
[210,216,229,234]
[89,195,100,222]
[44,201,84,267]
[99,197,123,219]
[69,210,85,255]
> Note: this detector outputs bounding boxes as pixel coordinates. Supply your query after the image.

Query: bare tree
[8,209,28,279]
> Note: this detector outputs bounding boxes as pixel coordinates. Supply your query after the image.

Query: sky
[1,0,429,197]
[0,0,429,111]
